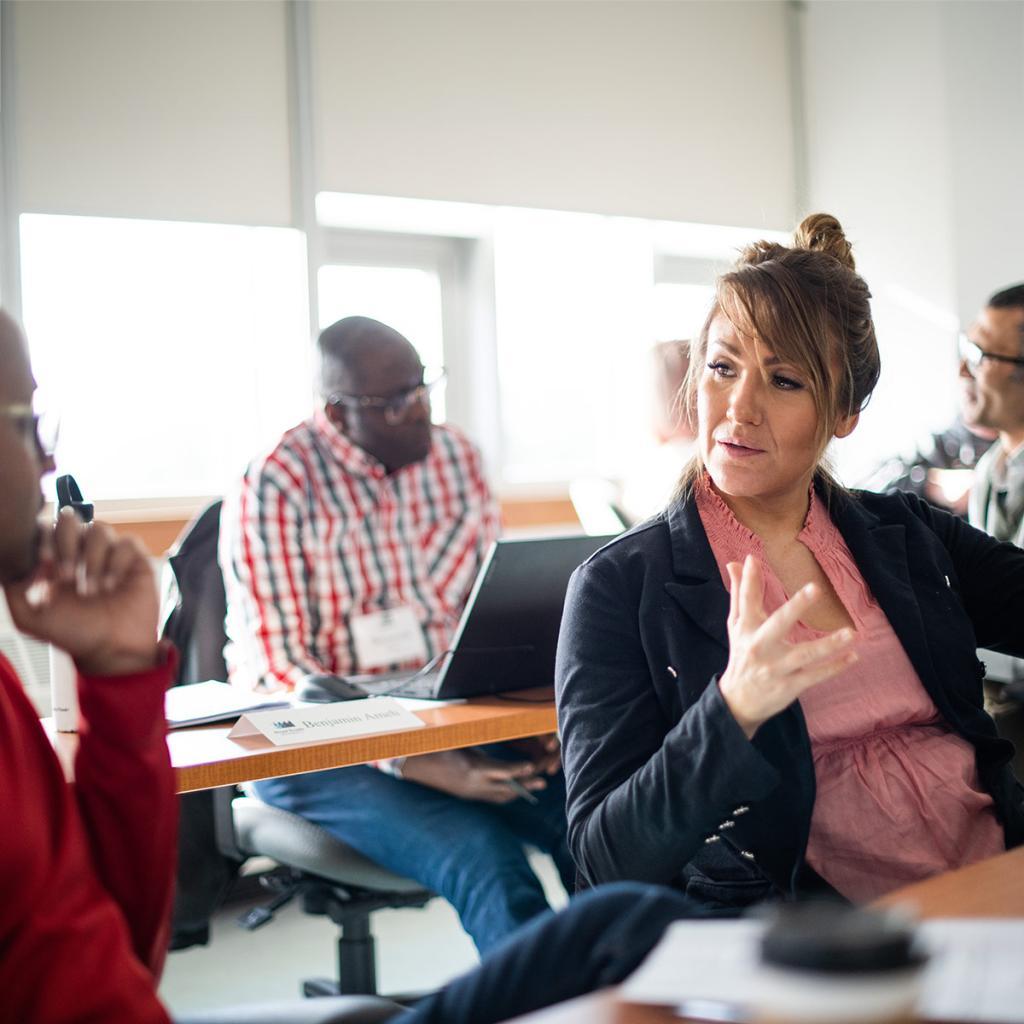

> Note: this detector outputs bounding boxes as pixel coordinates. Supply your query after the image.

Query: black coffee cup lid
[760,902,925,975]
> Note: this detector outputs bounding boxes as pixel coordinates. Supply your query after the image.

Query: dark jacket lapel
[663,496,730,652]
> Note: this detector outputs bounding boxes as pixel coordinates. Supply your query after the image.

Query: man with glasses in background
[958,283,1024,780]
[960,284,1024,545]
[862,286,1024,519]
[220,316,572,955]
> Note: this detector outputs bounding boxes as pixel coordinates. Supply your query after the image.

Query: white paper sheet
[164,679,289,728]
[917,919,1024,1022]
[621,920,761,1007]
[621,917,1024,1022]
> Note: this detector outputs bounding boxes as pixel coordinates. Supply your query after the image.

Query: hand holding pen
[506,734,562,776]
[398,748,548,805]
[502,776,540,805]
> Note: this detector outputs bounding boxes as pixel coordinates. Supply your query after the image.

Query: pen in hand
[503,777,540,804]
[49,475,94,733]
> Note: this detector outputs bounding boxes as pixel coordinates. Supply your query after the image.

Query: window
[651,254,719,344]
[491,208,655,484]
[492,212,734,485]
[651,283,715,344]
[19,214,311,501]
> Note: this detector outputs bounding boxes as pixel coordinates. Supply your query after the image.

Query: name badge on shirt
[350,605,429,671]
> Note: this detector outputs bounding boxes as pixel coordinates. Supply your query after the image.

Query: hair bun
[795,213,855,271]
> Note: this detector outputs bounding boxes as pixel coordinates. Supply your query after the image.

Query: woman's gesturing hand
[718,555,857,739]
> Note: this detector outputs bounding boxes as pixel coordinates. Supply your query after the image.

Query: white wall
[8,0,799,232]
[800,0,1024,481]
[13,0,293,225]
[9,1,1019,302]
[942,2,1024,315]
[313,0,797,229]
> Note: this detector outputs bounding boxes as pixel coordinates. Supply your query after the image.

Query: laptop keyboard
[355,670,439,699]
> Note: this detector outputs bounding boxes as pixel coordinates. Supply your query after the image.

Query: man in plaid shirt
[220,316,573,953]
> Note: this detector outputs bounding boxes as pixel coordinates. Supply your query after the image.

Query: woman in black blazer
[370,216,1024,1024]
[556,214,1024,911]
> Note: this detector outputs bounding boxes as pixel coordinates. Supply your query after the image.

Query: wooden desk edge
[873,844,1024,919]
[173,695,557,792]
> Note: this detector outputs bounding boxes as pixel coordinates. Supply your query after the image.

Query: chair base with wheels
[299,882,433,998]
[217,791,434,998]
[174,995,402,1024]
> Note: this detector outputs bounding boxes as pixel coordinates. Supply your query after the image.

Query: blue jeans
[251,749,574,954]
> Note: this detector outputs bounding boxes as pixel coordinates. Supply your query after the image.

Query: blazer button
[704,834,721,844]
[740,850,756,860]
[718,820,735,830]
[733,805,750,815]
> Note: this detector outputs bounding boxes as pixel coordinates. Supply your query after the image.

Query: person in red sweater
[0,309,176,1023]
[0,311,412,1024]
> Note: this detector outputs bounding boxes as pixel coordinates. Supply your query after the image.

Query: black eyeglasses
[0,401,59,457]
[328,369,446,426]
[958,333,1024,371]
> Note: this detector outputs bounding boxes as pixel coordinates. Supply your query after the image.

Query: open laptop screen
[435,533,616,698]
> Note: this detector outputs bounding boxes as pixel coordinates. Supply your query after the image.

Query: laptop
[354,533,615,700]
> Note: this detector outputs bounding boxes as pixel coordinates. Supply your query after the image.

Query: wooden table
[168,689,557,792]
[503,846,1024,1024]
[49,688,557,793]
[874,843,1024,919]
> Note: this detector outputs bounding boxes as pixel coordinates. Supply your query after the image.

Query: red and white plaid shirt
[220,410,501,692]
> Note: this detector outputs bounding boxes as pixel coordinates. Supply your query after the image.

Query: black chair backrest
[160,498,241,949]
[163,499,228,685]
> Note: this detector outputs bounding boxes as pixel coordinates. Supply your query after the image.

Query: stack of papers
[622,918,1024,1022]
[165,680,290,729]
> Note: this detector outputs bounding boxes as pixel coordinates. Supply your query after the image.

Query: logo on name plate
[272,720,297,730]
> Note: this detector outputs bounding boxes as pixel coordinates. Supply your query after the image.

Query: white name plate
[227,697,426,747]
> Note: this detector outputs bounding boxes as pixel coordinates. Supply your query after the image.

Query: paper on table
[621,917,1024,1023]
[917,919,1024,1023]
[621,920,761,1008]
[165,680,289,728]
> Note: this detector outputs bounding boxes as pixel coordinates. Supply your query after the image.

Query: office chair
[163,500,434,997]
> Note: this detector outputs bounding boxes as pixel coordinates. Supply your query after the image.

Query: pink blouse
[695,479,1005,901]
